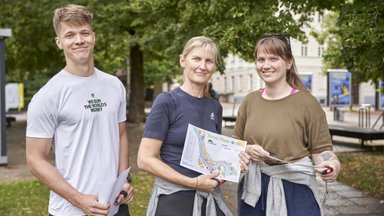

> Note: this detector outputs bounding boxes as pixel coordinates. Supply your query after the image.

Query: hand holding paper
[97,167,131,216]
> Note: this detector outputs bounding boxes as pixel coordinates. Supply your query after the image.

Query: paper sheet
[97,167,131,216]
[180,124,246,183]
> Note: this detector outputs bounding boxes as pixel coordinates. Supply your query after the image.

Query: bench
[222,116,236,127]
[222,96,244,128]
[6,116,16,127]
[328,124,384,147]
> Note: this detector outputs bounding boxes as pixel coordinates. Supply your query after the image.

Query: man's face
[55,22,95,65]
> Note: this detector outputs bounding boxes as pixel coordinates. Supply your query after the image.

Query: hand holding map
[180,124,247,183]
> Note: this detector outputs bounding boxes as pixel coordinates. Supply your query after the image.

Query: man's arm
[118,122,129,174]
[115,122,134,205]
[26,137,109,215]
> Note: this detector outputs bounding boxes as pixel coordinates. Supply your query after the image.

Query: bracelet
[194,177,199,189]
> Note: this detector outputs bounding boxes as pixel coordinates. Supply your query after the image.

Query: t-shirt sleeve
[216,102,223,134]
[118,81,127,123]
[26,94,58,138]
[142,93,173,141]
[308,108,333,153]
[232,95,249,140]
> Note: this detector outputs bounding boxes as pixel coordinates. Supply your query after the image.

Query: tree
[337,0,384,82]
[1,0,346,123]
[312,1,384,83]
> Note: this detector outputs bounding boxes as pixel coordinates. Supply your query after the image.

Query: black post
[0,28,12,165]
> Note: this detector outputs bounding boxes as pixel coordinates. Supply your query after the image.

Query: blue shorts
[237,173,321,216]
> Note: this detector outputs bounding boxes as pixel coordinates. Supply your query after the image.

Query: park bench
[328,124,384,147]
[6,116,16,127]
[222,116,236,127]
[222,96,244,127]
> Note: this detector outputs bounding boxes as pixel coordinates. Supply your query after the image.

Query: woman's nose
[262,60,271,68]
[198,61,208,70]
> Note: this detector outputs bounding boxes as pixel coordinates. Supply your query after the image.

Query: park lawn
[336,151,384,200]
[0,171,154,216]
[1,152,383,215]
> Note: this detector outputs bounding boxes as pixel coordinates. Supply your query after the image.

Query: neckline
[178,86,205,99]
[62,68,97,79]
[259,87,298,100]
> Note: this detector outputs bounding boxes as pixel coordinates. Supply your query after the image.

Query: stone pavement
[220,102,384,216]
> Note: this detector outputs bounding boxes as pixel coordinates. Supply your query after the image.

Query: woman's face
[180,46,217,85]
[255,50,292,85]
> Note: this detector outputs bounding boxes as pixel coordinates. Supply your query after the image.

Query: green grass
[0,171,154,216]
[337,151,384,200]
[1,152,384,215]
[0,180,49,215]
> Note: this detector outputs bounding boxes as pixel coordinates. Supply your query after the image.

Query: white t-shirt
[26,68,126,215]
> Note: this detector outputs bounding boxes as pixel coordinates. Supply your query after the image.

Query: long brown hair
[254,35,308,92]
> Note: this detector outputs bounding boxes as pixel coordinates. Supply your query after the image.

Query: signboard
[1,28,12,165]
[299,73,313,92]
[327,70,351,107]
[379,80,384,110]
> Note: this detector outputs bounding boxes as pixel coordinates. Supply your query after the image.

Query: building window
[318,46,324,57]
[231,76,235,93]
[248,74,253,91]
[301,44,308,56]
[318,14,323,22]
[238,75,243,92]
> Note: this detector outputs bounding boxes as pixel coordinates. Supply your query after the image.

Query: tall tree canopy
[1,0,352,122]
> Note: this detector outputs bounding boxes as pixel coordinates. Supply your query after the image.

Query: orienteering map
[180,124,246,183]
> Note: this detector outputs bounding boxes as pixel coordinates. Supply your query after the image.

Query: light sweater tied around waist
[146,177,233,216]
[241,156,323,216]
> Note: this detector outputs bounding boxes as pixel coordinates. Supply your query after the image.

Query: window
[301,44,308,56]
[318,46,324,57]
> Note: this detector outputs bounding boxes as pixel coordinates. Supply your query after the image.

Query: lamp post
[0,28,12,165]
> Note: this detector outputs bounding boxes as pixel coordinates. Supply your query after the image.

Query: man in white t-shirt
[26,4,133,216]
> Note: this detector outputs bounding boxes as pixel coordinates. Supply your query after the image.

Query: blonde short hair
[53,4,93,35]
[181,36,222,69]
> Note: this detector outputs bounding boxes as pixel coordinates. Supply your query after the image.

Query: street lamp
[0,28,12,165]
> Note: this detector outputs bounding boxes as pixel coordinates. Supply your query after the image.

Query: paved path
[220,103,384,216]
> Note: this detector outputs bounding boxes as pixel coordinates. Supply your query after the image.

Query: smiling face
[55,22,95,66]
[180,46,217,85]
[256,50,292,85]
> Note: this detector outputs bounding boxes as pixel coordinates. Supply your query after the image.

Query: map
[180,124,247,183]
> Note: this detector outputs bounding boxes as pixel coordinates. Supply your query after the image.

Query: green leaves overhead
[2,0,382,106]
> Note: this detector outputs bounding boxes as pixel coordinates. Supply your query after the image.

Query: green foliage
[0,172,154,215]
[4,0,378,109]
[313,0,384,83]
[337,0,384,82]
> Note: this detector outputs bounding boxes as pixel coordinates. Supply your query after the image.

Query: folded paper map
[180,124,246,183]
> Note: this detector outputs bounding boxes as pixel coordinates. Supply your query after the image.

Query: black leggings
[155,191,225,216]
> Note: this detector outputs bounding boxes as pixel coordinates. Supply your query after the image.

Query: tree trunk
[127,44,145,123]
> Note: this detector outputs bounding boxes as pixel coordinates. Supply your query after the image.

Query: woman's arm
[137,137,220,192]
[312,150,341,182]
